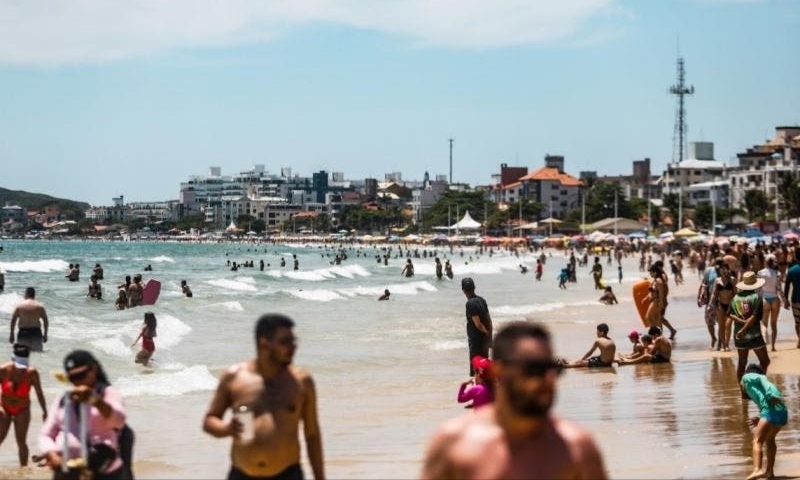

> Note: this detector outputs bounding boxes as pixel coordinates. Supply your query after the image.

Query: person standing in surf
[9,287,49,352]
[127,274,143,308]
[131,312,157,366]
[462,277,493,376]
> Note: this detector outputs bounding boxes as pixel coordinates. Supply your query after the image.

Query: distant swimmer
[535,259,543,281]
[280,257,286,268]
[144,264,153,272]
[0,268,5,292]
[181,280,193,298]
[435,258,443,280]
[379,289,390,301]
[127,274,143,308]
[563,323,616,368]
[9,287,49,352]
[402,259,415,278]
[65,263,79,282]
[131,312,157,366]
[93,263,104,280]
[115,288,128,311]
[293,254,299,271]
[87,275,102,300]
[444,260,453,279]
[598,286,617,305]
[519,264,528,274]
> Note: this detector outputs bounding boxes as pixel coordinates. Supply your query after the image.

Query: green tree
[778,171,800,225]
[693,202,713,230]
[744,189,768,221]
[662,193,680,230]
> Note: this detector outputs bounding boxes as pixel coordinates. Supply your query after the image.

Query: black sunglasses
[67,367,91,383]
[504,359,563,377]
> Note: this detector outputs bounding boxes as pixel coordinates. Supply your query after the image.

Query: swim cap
[628,330,640,340]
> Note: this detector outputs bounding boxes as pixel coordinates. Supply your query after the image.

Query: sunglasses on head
[504,359,563,377]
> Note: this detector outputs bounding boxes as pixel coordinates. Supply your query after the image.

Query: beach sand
[1,244,800,479]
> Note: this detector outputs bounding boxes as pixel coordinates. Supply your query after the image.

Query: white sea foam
[277,264,372,282]
[0,292,23,314]
[234,276,256,284]
[210,301,245,311]
[493,300,601,316]
[0,259,70,273]
[206,279,258,292]
[150,255,175,263]
[116,364,218,397]
[287,289,343,302]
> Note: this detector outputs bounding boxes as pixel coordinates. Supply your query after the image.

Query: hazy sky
[1,0,798,206]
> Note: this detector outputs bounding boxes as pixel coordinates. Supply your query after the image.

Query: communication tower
[669,57,694,164]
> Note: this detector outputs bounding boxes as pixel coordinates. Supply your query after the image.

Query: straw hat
[736,271,765,291]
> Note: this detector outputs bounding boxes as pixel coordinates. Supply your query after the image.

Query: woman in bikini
[0,343,47,466]
[758,254,786,352]
[645,266,665,330]
[131,312,157,366]
[713,263,737,351]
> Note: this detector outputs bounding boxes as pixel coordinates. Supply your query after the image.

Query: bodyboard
[632,279,651,327]
[141,279,161,306]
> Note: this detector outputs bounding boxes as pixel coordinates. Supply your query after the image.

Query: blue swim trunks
[763,408,788,427]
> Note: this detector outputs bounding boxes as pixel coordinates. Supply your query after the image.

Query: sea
[0,238,798,479]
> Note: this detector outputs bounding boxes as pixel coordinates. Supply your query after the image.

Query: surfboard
[632,279,652,327]
[141,279,161,305]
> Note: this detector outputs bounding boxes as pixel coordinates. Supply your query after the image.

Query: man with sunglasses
[203,314,325,480]
[422,321,607,480]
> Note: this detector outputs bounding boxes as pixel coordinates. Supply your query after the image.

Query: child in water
[132,312,157,365]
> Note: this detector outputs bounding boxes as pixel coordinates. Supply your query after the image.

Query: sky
[0,0,798,207]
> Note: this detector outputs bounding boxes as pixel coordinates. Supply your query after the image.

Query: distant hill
[0,187,89,219]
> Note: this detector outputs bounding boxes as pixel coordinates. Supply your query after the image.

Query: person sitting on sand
[617,326,671,365]
[457,356,495,409]
[563,323,616,368]
[598,286,618,305]
[618,330,644,360]
[378,289,390,301]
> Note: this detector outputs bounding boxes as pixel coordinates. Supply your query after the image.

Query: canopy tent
[449,211,482,230]
[225,222,242,233]
[674,227,698,237]
[538,217,563,224]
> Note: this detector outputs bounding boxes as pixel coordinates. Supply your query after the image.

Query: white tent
[450,211,482,230]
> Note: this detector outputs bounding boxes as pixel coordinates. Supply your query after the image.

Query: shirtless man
[9,287,49,352]
[421,321,607,480]
[203,314,324,480]
[127,274,143,308]
[564,323,616,368]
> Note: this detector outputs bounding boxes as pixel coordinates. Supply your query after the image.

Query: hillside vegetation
[0,187,89,219]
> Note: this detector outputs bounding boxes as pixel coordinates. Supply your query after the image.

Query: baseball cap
[63,349,98,371]
[461,277,475,290]
[471,355,491,372]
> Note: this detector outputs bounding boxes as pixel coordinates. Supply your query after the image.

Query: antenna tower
[669,57,694,164]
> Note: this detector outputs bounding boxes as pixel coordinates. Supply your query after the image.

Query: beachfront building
[727,126,800,218]
[1,204,28,231]
[488,164,528,204]
[685,179,730,207]
[127,201,174,223]
[516,155,583,220]
[410,174,449,224]
[661,142,726,200]
[84,204,128,223]
[584,157,661,202]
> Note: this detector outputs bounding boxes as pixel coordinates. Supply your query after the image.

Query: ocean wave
[287,289,343,301]
[150,255,175,263]
[493,300,601,316]
[116,364,218,397]
[0,259,70,273]
[206,279,258,292]
[0,292,23,315]
[273,264,372,282]
[209,301,245,311]
[234,276,256,284]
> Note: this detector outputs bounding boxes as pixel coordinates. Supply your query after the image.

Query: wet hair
[492,321,551,362]
[597,323,609,335]
[640,334,653,344]
[745,363,765,375]
[648,326,662,336]
[25,287,35,298]
[255,313,295,342]
[144,312,157,337]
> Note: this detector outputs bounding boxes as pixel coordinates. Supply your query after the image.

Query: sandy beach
[0,241,799,479]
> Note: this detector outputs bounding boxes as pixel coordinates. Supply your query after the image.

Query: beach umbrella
[784,232,799,241]
[658,231,674,240]
[627,231,647,239]
[674,227,698,238]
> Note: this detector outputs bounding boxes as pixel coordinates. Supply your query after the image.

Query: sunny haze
[0,0,797,206]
